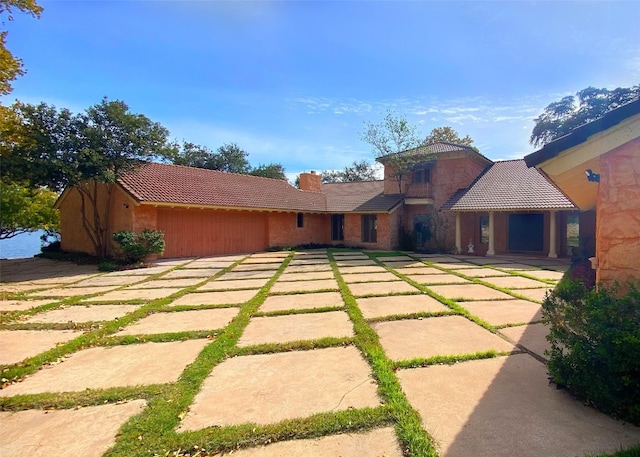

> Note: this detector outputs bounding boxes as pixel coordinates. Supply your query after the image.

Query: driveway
[1,251,638,457]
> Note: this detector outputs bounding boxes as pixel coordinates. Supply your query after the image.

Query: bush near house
[542,279,640,425]
[112,229,165,264]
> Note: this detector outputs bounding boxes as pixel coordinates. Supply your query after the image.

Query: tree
[250,163,286,180]
[321,159,378,183]
[361,110,426,193]
[171,141,252,174]
[530,85,640,147]
[170,142,217,169]
[0,0,42,96]
[2,98,174,258]
[0,180,58,239]
[424,126,475,148]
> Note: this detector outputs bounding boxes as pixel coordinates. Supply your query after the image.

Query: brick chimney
[299,171,322,192]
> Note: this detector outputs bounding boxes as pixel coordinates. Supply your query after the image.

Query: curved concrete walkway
[1,252,638,456]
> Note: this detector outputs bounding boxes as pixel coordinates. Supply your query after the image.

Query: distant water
[0,230,46,259]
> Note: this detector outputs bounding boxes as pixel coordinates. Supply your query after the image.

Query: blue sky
[4,1,639,180]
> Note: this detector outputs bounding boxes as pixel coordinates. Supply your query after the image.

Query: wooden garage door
[157,208,268,258]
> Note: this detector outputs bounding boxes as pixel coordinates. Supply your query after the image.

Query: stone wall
[596,138,640,287]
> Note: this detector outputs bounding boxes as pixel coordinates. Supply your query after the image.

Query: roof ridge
[138,161,292,185]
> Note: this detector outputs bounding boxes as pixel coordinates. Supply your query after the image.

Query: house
[524,99,640,287]
[57,141,579,259]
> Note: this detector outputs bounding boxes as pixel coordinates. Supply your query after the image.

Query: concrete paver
[227,427,402,457]
[219,270,274,280]
[25,304,140,323]
[335,265,388,274]
[427,284,514,301]
[499,323,551,360]
[242,257,285,264]
[481,275,549,289]
[69,276,143,287]
[289,258,330,266]
[415,255,460,263]
[520,269,565,281]
[335,259,377,266]
[342,272,401,283]
[0,339,209,396]
[452,268,511,278]
[279,271,335,281]
[129,278,204,289]
[348,281,419,297]
[115,308,239,335]
[372,316,515,360]
[408,274,470,285]
[198,278,269,291]
[238,311,354,346]
[430,262,476,270]
[232,263,281,272]
[357,295,449,319]
[458,300,542,326]
[516,287,553,303]
[88,288,183,302]
[377,256,414,262]
[260,292,344,312]
[397,354,640,457]
[162,268,222,278]
[0,400,146,457]
[270,279,339,293]
[0,330,80,365]
[284,264,333,273]
[170,290,257,306]
[178,346,380,429]
[0,299,55,312]
[28,286,117,298]
[394,266,445,275]
[188,261,235,269]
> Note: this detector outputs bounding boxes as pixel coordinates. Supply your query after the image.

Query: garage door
[157,208,268,258]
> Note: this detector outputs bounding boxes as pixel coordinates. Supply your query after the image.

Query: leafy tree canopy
[361,110,427,193]
[250,163,286,180]
[0,0,42,96]
[530,85,640,147]
[0,180,58,239]
[424,126,475,148]
[322,159,378,183]
[171,141,286,179]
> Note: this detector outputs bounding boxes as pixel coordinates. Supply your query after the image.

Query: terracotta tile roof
[377,142,492,165]
[118,162,327,212]
[441,159,576,211]
[322,181,403,213]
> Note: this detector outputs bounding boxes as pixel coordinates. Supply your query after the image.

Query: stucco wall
[267,212,328,248]
[596,139,640,286]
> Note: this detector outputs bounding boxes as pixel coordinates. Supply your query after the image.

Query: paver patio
[0,339,209,396]
[270,279,339,293]
[198,278,270,291]
[408,273,471,285]
[397,354,640,457]
[341,272,401,283]
[28,286,117,298]
[25,304,141,323]
[481,275,549,289]
[259,291,344,312]
[372,316,515,360]
[129,277,204,288]
[237,311,354,346]
[0,400,146,457]
[226,427,402,457]
[357,294,449,319]
[115,308,239,335]
[0,329,80,365]
[2,251,637,457]
[178,346,380,430]
[515,287,553,302]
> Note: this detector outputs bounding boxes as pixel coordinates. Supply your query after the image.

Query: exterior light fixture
[585,169,600,182]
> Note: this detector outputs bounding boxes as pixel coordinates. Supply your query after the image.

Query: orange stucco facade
[595,139,640,286]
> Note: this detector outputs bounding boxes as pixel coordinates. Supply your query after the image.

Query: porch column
[487,211,495,256]
[455,213,461,254]
[549,210,558,258]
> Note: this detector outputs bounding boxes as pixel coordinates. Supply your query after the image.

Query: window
[297,212,304,228]
[479,215,489,244]
[412,168,431,183]
[361,215,377,243]
[331,214,344,241]
[413,169,422,183]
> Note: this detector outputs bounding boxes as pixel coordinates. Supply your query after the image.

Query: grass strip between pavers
[329,248,438,456]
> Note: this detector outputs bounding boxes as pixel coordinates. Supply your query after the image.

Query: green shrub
[112,229,165,264]
[97,259,118,272]
[543,280,640,424]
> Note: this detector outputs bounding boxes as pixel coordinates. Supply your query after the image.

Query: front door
[508,213,543,252]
